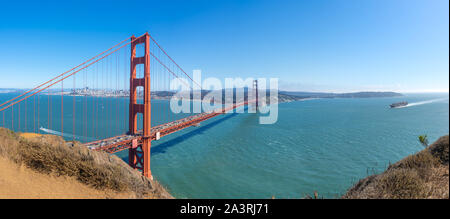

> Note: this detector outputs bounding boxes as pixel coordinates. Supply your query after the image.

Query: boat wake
[39,127,95,141]
[398,98,448,108]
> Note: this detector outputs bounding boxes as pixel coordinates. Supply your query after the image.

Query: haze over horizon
[0,0,448,93]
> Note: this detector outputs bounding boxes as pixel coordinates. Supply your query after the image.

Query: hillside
[0,128,172,199]
[343,135,449,199]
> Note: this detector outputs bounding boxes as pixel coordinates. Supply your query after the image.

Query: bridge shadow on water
[151,113,239,155]
[120,112,240,162]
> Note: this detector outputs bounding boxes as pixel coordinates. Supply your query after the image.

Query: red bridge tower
[128,33,152,179]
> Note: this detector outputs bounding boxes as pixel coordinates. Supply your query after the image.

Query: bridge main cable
[0,36,132,111]
[148,33,202,89]
[0,34,146,112]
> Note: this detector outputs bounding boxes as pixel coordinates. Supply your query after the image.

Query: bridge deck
[85,101,251,153]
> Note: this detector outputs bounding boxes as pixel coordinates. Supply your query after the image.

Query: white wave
[398,98,448,108]
[39,127,95,141]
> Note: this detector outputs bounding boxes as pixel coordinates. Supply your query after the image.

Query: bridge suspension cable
[0,36,133,110]
[0,32,255,179]
[0,35,145,112]
[148,33,202,89]
[0,32,204,143]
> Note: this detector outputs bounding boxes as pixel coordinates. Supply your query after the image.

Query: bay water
[0,92,448,198]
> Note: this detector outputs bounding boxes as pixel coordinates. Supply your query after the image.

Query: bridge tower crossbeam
[128,33,152,179]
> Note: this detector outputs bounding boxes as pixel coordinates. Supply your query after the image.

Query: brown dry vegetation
[0,157,134,199]
[343,135,449,199]
[0,127,172,199]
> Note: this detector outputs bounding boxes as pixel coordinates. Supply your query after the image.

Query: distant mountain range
[167,89,403,104]
[274,91,402,103]
[1,88,403,104]
[279,91,403,99]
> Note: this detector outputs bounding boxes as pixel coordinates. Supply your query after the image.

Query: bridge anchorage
[0,32,259,179]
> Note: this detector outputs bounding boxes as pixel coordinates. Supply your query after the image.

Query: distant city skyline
[0,0,448,93]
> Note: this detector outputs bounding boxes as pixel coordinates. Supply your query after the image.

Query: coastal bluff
[0,128,172,199]
[343,135,449,199]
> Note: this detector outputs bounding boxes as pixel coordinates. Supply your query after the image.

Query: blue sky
[0,0,448,92]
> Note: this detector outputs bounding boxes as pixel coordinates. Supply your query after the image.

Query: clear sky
[0,0,448,93]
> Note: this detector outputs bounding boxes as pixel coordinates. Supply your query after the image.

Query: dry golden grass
[376,169,428,199]
[19,132,43,139]
[0,128,172,199]
[0,157,134,199]
[343,135,449,199]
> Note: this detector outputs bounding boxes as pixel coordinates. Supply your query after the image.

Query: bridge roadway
[84,101,252,153]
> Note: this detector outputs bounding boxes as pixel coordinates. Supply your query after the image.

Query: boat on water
[390,101,408,108]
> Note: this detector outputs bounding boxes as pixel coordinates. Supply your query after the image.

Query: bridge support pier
[128,33,152,179]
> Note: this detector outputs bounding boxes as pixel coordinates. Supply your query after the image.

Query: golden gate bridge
[0,33,258,179]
